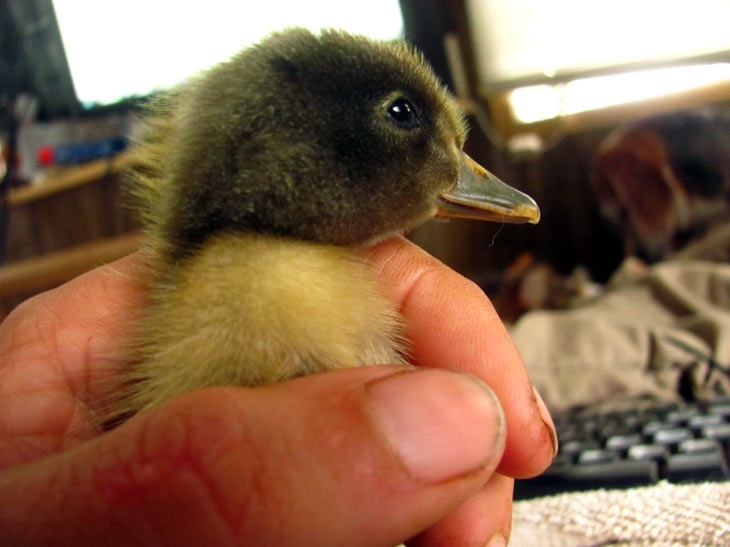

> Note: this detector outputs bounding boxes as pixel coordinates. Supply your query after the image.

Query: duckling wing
[114,234,407,417]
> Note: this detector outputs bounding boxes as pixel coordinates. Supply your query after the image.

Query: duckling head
[140,28,539,261]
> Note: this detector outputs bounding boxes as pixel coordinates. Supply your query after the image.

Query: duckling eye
[387,98,420,128]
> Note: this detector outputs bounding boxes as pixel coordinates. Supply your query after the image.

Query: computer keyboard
[514,396,730,500]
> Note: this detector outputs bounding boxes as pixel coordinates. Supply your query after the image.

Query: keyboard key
[643,420,675,436]
[702,423,730,441]
[556,424,582,443]
[605,433,642,453]
[688,414,724,431]
[628,444,669,462]
[561,439,598,460]
[643,403,679,422]
[578,449,617,465]
[514,459,659,500]
[667,409,700,426]
[666,451,730,482]
[708,403,730,418]
[653,427,693,446]
[571,460,658,483]
[678,438,720,454]
[612,412,642,432]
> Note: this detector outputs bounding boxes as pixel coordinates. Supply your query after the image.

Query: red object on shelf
[37,145,54,166]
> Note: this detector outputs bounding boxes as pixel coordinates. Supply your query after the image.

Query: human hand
[0,235,556,546]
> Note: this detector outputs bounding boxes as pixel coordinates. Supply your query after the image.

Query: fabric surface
[510,223,730,412]
[511,481,730,546]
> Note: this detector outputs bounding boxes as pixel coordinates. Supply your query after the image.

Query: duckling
[108,28,539,422]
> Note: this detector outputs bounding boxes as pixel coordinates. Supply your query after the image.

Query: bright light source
[52,0,404,108]
[467,0,730,89]
[509,85,561,124]
[509,63,730,124]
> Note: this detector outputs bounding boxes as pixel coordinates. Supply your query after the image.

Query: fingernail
[486,533,507,547]
[366,369,506,484]
[533,385,559,457]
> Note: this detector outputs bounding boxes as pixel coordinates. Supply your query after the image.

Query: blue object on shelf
[38,136,128,165]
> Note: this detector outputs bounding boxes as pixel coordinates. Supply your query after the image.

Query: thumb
[0,366,505,547]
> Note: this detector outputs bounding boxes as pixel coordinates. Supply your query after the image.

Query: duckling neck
[127,232,407,412]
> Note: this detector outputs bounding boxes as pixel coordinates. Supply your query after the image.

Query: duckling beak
[437,152,540,224]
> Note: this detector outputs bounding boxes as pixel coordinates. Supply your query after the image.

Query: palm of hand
[0,257,144,468]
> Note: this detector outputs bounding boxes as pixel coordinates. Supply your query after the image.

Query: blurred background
[1,0,729,321]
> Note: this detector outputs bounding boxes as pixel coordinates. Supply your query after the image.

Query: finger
[408,473,514,547]
[0,251,146,382]
[362,236,557,478]
[0,253,147,459]
[0,366,506,547]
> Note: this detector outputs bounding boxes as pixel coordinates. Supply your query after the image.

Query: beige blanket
[512,481,730,546]
[511,224,730,412]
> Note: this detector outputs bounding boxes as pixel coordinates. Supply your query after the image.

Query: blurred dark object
[481,252,603,323]
[592,110,730,263]
[0,0,78,122]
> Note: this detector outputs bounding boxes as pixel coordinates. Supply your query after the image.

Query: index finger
[0,253,147,423]
[362,236,557,478]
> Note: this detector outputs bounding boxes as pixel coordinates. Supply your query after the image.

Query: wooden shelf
[8,151,137,207]
[0,232,142,297]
